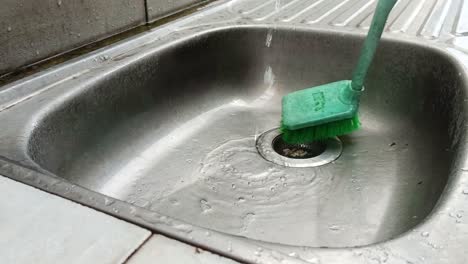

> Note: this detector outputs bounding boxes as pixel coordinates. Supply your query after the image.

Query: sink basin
[14,27,463,248]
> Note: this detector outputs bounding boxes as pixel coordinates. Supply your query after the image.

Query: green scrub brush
[281,0,397,144]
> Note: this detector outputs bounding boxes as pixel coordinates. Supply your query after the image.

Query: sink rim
[1,10,468,264]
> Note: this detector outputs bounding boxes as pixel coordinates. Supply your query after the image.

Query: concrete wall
[146,0,205,22]
[0,0,204,76]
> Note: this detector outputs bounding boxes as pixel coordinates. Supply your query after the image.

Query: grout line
[0,0,216,87]
[144,0,150,23]
[122,234,153,264]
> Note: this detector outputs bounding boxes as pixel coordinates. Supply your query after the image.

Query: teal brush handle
[351,0,397,91]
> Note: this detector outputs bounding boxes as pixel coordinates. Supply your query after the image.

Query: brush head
[281,80,362,143]
[280,114,360,143]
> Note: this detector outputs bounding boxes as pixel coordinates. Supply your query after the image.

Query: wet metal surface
[1,0,468,263]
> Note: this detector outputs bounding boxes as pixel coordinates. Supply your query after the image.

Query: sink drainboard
[256,128,342,167]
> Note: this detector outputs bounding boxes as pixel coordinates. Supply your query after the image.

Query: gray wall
[147,0,205,22]
[0,0,204,76]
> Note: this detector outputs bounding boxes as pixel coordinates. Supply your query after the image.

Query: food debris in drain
[282,148,309,158]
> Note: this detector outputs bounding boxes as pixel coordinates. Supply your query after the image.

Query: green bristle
[280,115,361,144]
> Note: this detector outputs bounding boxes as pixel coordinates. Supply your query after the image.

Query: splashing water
[149,137,335,246]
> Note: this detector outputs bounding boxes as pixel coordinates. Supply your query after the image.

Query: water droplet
[134,198,149,208]
[112,208,119,213]
[186,159,193,163]
[159,215,168,223]
[270,250,287,261]
[457,213,463,218]
[99,55,110,61]
[270,186,275,192]
[35,50,40,55]
[288,252,299,257]
[306,257,321,264]
[232,183,236,189]
[173,224,193,233]
[421,231,429,237]
[169,198,179,205]
[280,176,286,182]
[133,211,164,225]
[57,0,62,6]
[238,197,246,203]
[242,212,255,233]
[328,224,341,231]
[462,189,468,195]
[200,199,212,213]
[104,198,115,206]
[205,231,211,237]
[7,26,12,32]
[265,30,273,47]
[227,242,232,252]
[426,241,441,249]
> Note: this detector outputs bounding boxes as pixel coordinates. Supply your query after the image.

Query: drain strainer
[256,128,342,167]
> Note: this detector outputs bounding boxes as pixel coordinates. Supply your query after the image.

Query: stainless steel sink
[1,0,468,263]
[22,27,462,248]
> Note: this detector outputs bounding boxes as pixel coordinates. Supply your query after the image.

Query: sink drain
[256,128,342,167]
[272,135,326,159]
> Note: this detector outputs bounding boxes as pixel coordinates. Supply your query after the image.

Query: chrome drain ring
[256,128,342,167]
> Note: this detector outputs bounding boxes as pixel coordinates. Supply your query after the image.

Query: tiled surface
[127,235,240,264]
[0,0,146,75]
[146,0,205,22]
[0,176,151,264]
